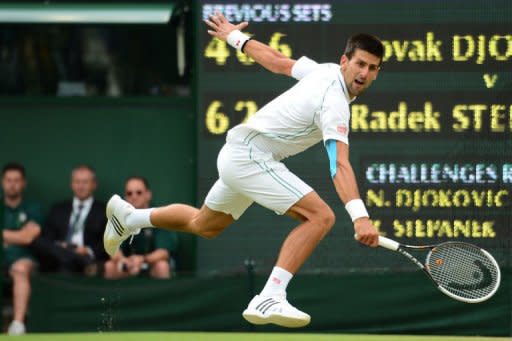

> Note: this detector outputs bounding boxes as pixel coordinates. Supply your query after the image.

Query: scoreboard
[195,0,511,275]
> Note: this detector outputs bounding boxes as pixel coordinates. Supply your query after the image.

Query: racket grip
[377,236,400,251]
[354,233,400,251]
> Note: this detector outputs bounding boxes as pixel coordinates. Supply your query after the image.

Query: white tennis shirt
[227,56,354,161]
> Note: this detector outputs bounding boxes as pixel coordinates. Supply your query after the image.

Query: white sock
[125,208,156,229]
[260,266,293,297]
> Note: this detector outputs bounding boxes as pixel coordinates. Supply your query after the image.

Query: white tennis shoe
[103,194,140,257]
[242,294,311,328]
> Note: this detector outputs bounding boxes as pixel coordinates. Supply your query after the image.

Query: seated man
[104,176,177,279]
[33,165,108,274]
[2,162,42,335]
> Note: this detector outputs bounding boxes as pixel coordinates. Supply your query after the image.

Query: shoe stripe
[111,217,123,236]
[110,219,120,236]
[112,220,124,237]
[258,300,276,312]
[112,215,124,232]
[111,216,125,236]
[261,301,280,314]
[255,298,273,310]
[111,222,122,237]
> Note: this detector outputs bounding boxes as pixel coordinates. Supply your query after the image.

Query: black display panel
[196,0,511,275]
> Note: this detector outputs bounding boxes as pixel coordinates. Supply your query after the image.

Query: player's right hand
[205,11,248,41]
[354,217,379,247]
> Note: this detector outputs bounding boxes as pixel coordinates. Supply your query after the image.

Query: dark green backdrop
[28,271,511,335]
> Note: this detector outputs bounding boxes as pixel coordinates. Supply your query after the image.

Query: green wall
[28,272,511,335]
[0,97,197,271]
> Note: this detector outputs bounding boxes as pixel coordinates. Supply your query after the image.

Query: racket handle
[354,234,400,251]
[377,236,400,251]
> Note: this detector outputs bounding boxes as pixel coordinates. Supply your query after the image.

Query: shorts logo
[337,124,348,136]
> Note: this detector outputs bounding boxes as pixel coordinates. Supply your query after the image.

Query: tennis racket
[359,235,501,303]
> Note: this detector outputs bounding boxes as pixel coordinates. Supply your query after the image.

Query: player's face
[1,170,26,200]
[124,179,151,209]
[340,49,381,98]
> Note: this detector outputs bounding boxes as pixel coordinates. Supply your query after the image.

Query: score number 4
[206,100,258,135]
[204,33,292,66]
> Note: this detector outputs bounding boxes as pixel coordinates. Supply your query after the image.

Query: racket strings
[427,243,499,300]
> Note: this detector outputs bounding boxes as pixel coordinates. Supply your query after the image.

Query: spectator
[36,165,107,274]
[104,176,177,279]
[1,162,41,335]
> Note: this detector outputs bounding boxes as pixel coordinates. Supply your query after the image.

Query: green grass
[0,333,508,341]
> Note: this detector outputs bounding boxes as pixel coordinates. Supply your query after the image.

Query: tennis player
[104,12,381,328]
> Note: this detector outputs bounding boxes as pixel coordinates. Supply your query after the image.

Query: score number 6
[205,100,258,135]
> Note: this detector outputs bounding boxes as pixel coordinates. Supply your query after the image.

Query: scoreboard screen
[195,0,511,275]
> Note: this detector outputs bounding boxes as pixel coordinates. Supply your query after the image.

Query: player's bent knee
[314,209,336,237]
[319,209,336,231]
[322,214,335,235]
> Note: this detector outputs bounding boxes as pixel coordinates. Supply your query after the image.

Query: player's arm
[243,39,296,76]
[205,12,296,77]
[326,140,379,247]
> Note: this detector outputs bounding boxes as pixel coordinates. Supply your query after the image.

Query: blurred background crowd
[2,162,179,334]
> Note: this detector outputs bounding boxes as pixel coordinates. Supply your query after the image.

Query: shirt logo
[18,212,27,225]
[337,123,348,136]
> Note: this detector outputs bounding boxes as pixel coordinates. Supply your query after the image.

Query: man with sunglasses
[104,176,177,279]
[104,13,381,327]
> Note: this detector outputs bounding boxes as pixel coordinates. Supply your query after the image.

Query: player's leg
[254,191,333,300]
[104,178,252,256]
[217,144,328,327]
[150,203,235,238]
[104,200,233,256]
[277,191,335,273]
[8,258,35,335]
[220,144,334,276]
[242,192,333,328]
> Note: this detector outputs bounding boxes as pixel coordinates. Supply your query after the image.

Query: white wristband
[345,199,369,222]
[226,30,250,52]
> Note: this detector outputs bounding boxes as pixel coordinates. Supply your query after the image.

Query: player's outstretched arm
[330,141,379,247]
[205,12,296,77]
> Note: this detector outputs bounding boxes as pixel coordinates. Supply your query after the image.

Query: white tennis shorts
[204,141,313,220]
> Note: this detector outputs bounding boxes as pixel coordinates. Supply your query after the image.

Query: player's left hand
[205,11,248,41]
[354,217,379,247]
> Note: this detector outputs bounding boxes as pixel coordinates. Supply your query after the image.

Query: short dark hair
[125,176,150,190]
[2,162,26,178]
[344,33,384,66]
